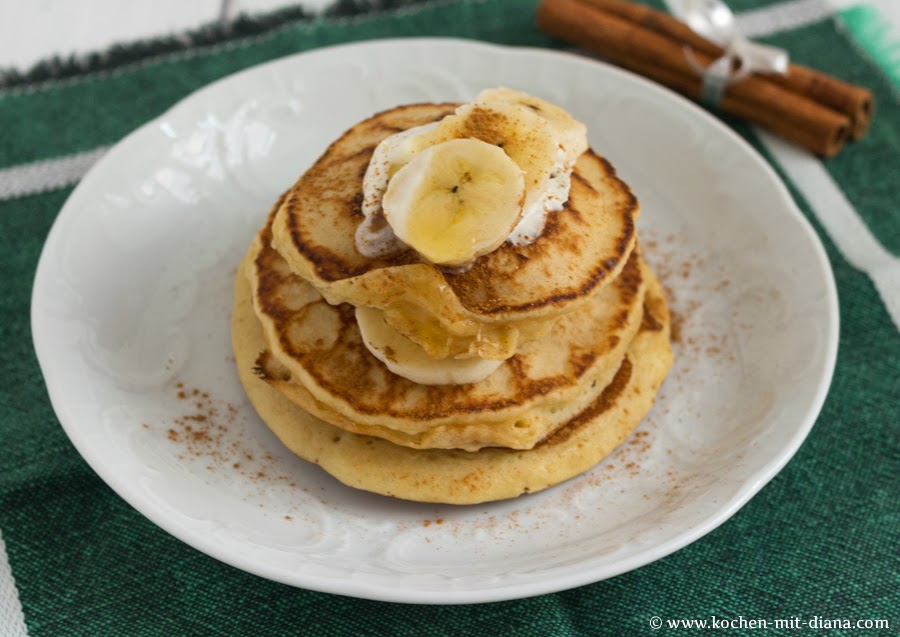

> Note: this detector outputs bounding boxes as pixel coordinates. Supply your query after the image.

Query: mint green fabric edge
[839,4,900,88]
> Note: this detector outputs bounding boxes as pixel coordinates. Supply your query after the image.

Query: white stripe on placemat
[758,130,900,330]
[0,146,108,201]
[0,530,29,637]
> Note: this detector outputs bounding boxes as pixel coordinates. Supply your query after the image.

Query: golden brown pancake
[269,103,640,361]
[232,262,673,505]
[245,207,648,451]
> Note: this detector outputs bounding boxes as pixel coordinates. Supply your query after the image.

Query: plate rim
[30,36,839,604]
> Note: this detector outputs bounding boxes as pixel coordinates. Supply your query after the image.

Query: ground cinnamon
[537,0,872,155]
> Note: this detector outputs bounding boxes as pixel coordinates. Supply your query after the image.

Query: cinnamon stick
[536,0,862,155]
[579,0,873,138]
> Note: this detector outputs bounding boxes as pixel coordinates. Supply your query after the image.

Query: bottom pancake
[232,263,673,505]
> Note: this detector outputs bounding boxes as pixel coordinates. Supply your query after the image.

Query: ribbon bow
[669,0,790,106]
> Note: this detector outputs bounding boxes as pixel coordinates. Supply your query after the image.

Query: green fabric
[1,0,898,635]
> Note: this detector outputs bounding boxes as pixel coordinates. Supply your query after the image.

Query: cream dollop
[507,145,571,246]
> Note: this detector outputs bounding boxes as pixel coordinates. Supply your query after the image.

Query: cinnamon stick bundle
[537,0,874,156]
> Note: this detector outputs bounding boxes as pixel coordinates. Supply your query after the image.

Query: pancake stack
[232,91,673,504]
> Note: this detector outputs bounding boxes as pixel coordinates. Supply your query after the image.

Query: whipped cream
[507,145,571,246]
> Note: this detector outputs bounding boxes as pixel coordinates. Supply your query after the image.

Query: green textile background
[1,0,897,634]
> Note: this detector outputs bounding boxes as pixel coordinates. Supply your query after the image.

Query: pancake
[270,103,639,361]
[246,208,648,451]
[232,261,673,505]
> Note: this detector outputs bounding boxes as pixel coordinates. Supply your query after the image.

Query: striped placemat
[1,1,897,634]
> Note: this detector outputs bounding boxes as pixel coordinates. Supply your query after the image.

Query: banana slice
[475,87,588,167]
[382,137,525,267]
[363,122,440,215]
[357,122,441,258]
[356,306,504,385]
[414,101,558,216]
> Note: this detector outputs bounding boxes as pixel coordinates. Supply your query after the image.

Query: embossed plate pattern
[31,38,838,604]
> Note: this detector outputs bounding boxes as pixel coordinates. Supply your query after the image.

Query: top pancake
[270,103,639,358]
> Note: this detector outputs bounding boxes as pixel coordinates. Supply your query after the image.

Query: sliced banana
[363,122,440,217]
[356,306,504,385]
[475,87,588,167]
[358,122,441,258]
[382,137,525,267]
[414,101,558,216]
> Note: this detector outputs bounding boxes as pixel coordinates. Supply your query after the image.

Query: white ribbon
[670,0,790,106]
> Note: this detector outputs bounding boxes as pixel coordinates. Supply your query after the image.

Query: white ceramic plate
[32,38,838,604]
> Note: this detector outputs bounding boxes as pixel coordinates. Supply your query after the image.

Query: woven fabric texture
[0,0,897,634]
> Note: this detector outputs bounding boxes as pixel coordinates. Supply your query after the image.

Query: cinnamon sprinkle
[161,382,299,492]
